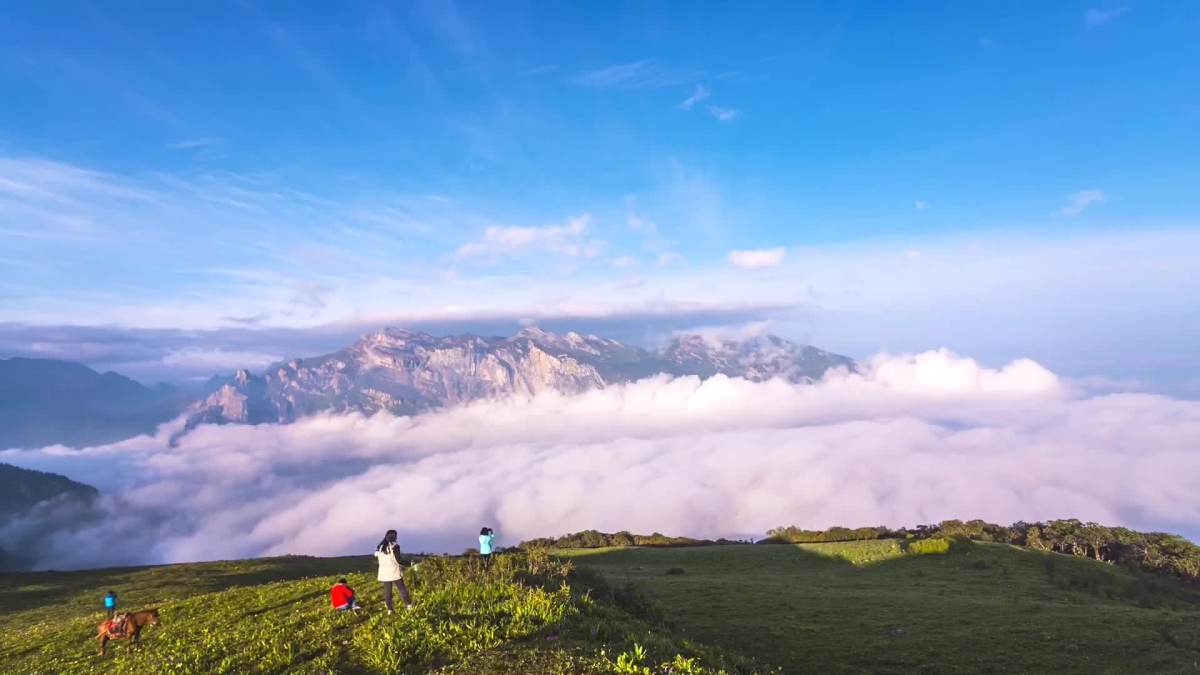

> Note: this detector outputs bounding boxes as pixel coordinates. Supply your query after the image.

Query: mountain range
[188,327,854,426]
[0,358,189,449]
[0,329,853,447]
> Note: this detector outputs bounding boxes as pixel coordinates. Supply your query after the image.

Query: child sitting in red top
[330,578,360,611]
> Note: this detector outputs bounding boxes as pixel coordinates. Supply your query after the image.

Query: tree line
[770,519,1200,584]
[522,519,1200,585]
[519,529,744,550]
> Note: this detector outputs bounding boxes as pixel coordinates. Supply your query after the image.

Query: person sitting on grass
[329,578,361,611]
[103,590,118,620]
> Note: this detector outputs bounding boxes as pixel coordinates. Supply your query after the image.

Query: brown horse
[96,608,161,656]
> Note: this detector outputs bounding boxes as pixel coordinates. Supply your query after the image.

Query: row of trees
[761,525,901,543]
[521,520,1199,586]
[519,529,743,550]
[929,519,1200,583]
[764,518,1200,585]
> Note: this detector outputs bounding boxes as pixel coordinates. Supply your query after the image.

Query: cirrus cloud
[1059,189,1107,216]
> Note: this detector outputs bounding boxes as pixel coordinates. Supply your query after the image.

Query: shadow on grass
[565,541,1200,673]
[573,540,1200,607]
[0,554,374,616]
[242,589,328,618]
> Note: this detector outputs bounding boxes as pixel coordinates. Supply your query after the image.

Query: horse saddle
[107,616,129,637]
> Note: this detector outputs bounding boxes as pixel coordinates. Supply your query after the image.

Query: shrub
[905,538,951,555]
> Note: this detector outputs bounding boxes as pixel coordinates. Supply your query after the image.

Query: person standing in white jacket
[374,529,412,613]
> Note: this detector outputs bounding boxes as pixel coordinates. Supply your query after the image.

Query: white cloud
[611,256,639,269]
[574,60,700,89]
[626,212,657,235]
[656,252,683,268]
[708,105,739,122]
[1085,7,1127,27]
[166,137,224,150]
[4,349,1198,570]
[914,200,929,210]
[455,214,600,260]
[1059,189,1107,216]
[677,84,710,111]
[574,60,652,87]
[729,247,786,270]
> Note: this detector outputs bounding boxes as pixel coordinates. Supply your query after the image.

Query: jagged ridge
[189,327,854,426]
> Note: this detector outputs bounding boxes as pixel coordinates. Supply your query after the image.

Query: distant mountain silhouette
[0,462,98,520]
[0,358,187,449]
[0,462,100,569]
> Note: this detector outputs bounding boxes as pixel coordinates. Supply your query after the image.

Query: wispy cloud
[656,252,683,268]
[914,200,929,210]
[626,212,657,235]
[1059,189,1107,216]
[166,137,225,150]
[708,105,739,122]
[455,214,601,260]
[574,60,652,87]
[1085,7,1127,27]
[290,280,333,311]
[729,247,785,270]
[574,60,702,88]
[677,84,710,110]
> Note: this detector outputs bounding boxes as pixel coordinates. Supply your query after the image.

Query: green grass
[0,551,744,674]
[563,540,1200,674]
[3,541,1199,673]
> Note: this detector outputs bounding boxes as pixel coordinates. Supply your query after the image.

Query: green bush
[906,538,952,555]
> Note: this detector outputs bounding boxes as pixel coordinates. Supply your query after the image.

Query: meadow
[0,549,745,674]
[1,540,1198,673]
[565,540,1200,673]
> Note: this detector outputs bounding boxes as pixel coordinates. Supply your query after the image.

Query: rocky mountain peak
[186,328,854,428]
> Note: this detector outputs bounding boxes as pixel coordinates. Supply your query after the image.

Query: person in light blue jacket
[479,526,495,566]
[103,590,118,619]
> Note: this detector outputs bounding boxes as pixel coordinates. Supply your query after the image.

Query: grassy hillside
[0,462,98,519]
[565,541,1200,673]
[2,540,1198,673]
[0,551,747,674]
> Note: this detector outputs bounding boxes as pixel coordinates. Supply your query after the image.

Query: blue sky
[0,1,1198,391]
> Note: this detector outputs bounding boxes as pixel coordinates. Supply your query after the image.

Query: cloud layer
[3,349,1198,570]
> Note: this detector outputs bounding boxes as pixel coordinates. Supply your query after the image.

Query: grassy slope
[0,552,740,675]
[2,541,1199,674]
[564,540,1200,674]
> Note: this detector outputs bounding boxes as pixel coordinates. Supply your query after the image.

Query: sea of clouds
[3,348,1198,570]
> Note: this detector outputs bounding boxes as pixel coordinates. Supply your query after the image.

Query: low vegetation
[565,540,1200,673]
[2,523,1198,673]
[602,518,1200,586]
[768,516,1200,586]
[0,550,751,674]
